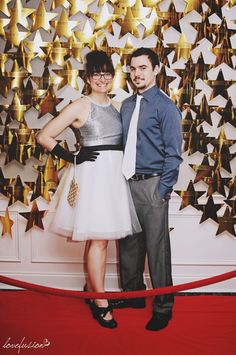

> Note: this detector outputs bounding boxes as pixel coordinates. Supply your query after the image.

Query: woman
[36,50,141,329]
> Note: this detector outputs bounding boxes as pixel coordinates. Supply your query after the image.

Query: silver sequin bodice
[78,99,122,146]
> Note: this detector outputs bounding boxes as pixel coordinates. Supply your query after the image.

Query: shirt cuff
[158,183,172,200]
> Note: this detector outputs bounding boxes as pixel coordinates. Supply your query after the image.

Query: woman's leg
[86,239,112,320]
[83,241,92,291]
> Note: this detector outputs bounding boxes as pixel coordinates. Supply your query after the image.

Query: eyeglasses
[91,72,113,80]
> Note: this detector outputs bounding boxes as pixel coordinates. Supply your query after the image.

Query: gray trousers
[119,176,174,314]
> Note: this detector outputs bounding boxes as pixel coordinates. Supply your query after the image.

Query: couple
[37,48,183,331]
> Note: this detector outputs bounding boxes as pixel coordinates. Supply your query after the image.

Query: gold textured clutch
[67,154,79,207]
[67,177,79,207]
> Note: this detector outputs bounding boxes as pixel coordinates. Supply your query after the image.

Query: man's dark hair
[130,48,160,68]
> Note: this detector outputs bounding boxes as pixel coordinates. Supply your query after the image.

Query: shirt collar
[133,85,159,102]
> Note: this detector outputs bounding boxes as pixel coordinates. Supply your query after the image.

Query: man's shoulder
[155,88,174,106]
[121,95,135,107]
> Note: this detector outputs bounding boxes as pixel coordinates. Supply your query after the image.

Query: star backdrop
[0,0,236,237]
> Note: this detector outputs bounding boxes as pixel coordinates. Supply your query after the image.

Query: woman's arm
[36,98,99,164]
[36,98,88,151]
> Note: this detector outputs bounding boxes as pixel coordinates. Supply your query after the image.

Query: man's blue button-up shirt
[121,85,183,199]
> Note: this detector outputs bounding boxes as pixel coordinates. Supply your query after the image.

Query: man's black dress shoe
[109,298,146,309]
[145,312,172,331]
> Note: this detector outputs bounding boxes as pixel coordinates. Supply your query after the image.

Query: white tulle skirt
[49,150,141,241]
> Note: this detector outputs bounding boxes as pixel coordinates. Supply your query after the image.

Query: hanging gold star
[196,94,213,126]
[29,168,51,202]
[3,91,29,123]
[112,62,128,92]
[171,33,192,63]
[23,31,51,60]
[224,199,236,216]
[0,67,13,98]
[19,201,45,232]
[51,8,78,39]
[68,0,94,15]
[36,85,62,118]
[41,37,70,66]
[204,0,228,18]
[205,169,231,197]
[140,7,166,37]
[14,41,36,73]
[7,175,31,207]
[227,176,236,199]
[21,78,47,106]
[91,2,116,30]
[196,195,223,224]
[184,0,203,13]
[0,168,10,198]
[0,208,14,238]
[4,59,29,92]
[189,155,214,184]
[183,123,209,155]
[30,1,58,32]
[162,2,182,33]
[215,207,236,237]
[205,69,235,101]
[52,61,80,90]
[181,109,194,134]
[0,15,10,38]
[75,18,96,47]
[213,36,234,67]
[0,0,11,17]
[4,22,29,50]
[33,155,59,199]
[8,0,35,29]
[208,128,236,173]
[217,98,236,129]
[117,6,141,36]
[175,180,205,210]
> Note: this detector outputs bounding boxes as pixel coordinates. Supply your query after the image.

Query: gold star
[8,0,35,30]
[205,69,235,101]
[3,91,29,123]
[0,208,14,238]
[189,155,214,184]
[227,176,236,199]
[4,59,29,92]
[0,168,10,198]
[224,199,236,216]
[53,61,80,90]
[175,180,205,210]
[51,8,78,39]
[36,85,62,118]
[196,196,223,224]
[205,169,231,197]
[7,175,31,207]
[215,207,236,237]
[183,124,209,155]
[217,98,236,129]
[30,1,58,32]
[68,0,94,15]
[0,0,11,17]
[19,201,45,232]
[208,128,236,173]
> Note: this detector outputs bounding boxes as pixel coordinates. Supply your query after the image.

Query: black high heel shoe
[90,302,117,329]
[83,284,91,305]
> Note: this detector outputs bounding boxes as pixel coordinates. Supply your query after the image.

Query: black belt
[130,173,160,181]
[82,145,123,151]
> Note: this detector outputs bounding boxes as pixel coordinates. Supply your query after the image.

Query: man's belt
[130,173,160,181]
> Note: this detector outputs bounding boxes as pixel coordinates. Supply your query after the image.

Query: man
[118,47,183,331]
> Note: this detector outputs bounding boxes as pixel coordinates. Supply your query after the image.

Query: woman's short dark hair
[130,48,160,68]
[85,50,115,77]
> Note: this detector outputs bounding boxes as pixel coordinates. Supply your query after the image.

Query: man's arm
[158,104,183,199]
